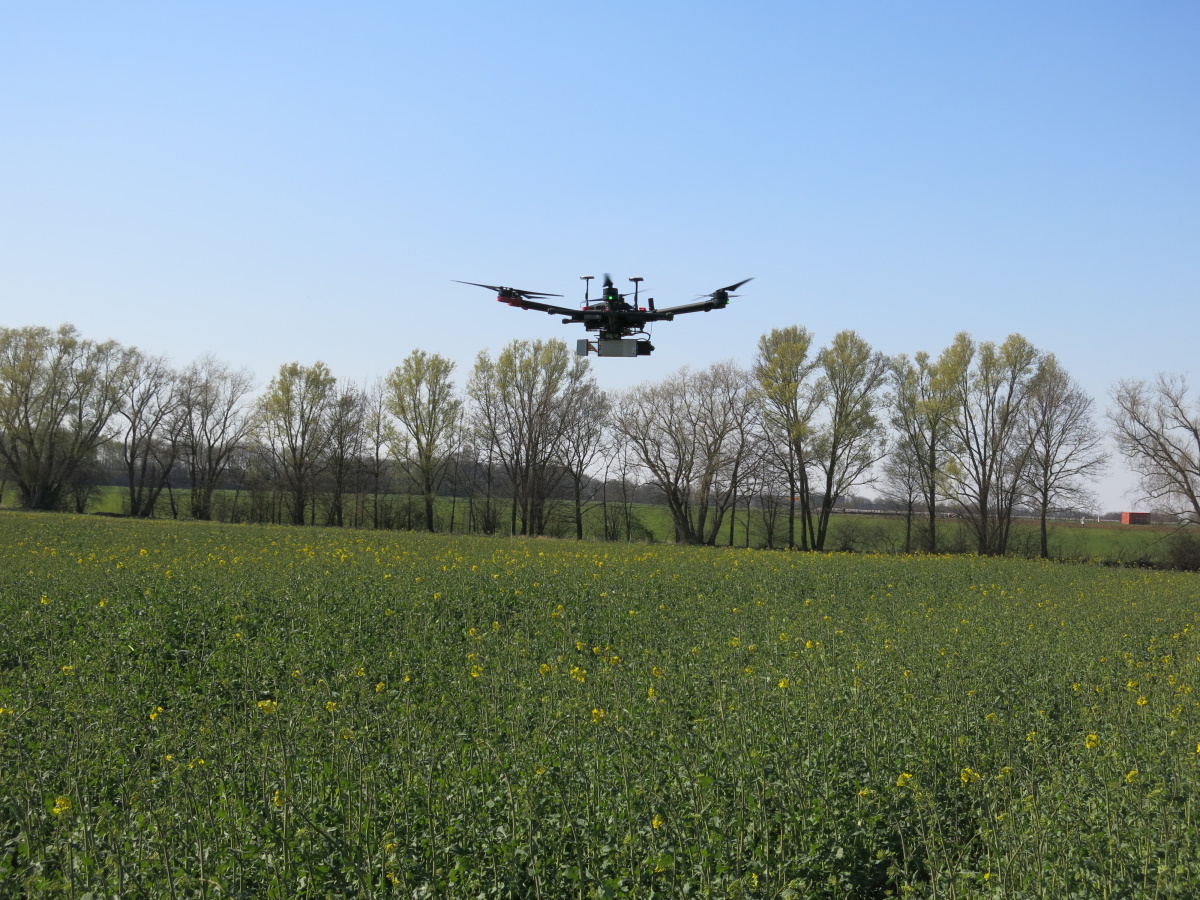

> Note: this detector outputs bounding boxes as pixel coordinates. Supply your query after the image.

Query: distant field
[2,483,1185,563]
[3,512,1200,896]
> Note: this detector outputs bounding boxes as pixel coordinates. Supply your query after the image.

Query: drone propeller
[454,280,563,299]
[693,277,754,300]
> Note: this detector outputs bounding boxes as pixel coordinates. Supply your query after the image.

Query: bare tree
[322,381,367,527]
[254,361,336,526]
[176,355,254,521]
[614,361,756,545]
[944,332,1040,555]
[880,436,924,554]
[1022,355,1108,557]
[752,326,824,549]
[1110,373,1200,524]
[361,378,397,529]
[810,330,890,550]
[115,350,179,517]
[0,324,133,510]
[385,350,461,532]
[558,380,610,540]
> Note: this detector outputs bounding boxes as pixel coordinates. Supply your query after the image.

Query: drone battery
[598,339,638,357]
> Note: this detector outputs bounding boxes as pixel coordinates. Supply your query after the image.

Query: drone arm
[502,297,583,317]
[653,298,728,316]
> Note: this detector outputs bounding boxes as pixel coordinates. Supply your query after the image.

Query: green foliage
[3,514,1200,896]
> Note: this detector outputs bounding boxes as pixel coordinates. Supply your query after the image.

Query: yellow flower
[591,707,606,724]
[375,682,386,693]
[257,699,278,713]
[539,663,551,676]
[1085,733,1100,749]
[325,701,338,712]
[896,772,913,787]
[273,789,284,807]
[651,666,664,678]
[651,813,664,829]
[960,767,980,784]
[149,706,163,720]
[40,595,50,605]
[777,678,790,689]
[354,667,366,677]
[51,796,71,815]
[60,665,74,676]
[1125,769,1138,783]
[1137,696,1148,706]
[647,686,657,698]
[470,665,483,678]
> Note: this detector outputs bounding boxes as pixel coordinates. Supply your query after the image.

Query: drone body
[455,275,753,357]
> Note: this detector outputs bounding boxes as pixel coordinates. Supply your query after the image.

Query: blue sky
[3,2,1197,509]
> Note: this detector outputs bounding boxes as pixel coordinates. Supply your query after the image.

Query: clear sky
[3,2,1197,510]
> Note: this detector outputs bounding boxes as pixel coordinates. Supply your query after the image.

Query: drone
[455,274,753,357]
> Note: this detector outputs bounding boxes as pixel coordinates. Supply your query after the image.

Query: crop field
[3,514,1200,898]
[8,483,1179,564]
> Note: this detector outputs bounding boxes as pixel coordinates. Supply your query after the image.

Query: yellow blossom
[149,706,163,720]
[651,813,664,829]
[960,767,980,784]
[257,699,278,713]
[51,796,71,815]
[1085,733,1100,749]
[896,772,913,787]
[777,678,790,689]
[325,701,338,712]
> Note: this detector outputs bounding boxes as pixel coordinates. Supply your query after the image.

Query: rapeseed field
[2,513,1200,897]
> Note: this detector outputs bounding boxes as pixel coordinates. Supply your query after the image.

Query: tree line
[0,322,1197,556]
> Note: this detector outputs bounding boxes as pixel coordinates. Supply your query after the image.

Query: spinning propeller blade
[693,277,754,300]
[454,280,563,298]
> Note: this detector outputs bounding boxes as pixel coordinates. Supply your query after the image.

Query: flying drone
[455,275,753,357]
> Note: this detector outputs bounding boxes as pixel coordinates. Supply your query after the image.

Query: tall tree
[888,348,960,552]
[810,330,890,550]
[1021,355,1108,557]
[752,326,824,549]
[943,332,1040,555]
[1110,374,1200,524]
[0,324,133,510]
[322,381,367,527]
[385,350,461,532]
[467,339,592,536]
[614,361,756,545]
[115,350,179,517]
[176,355,254,521]
[557,380,609,540]
[361,379,397,529]
[255,361,336,526]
